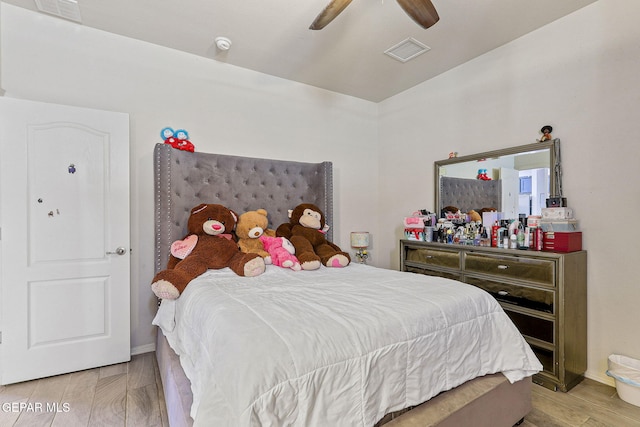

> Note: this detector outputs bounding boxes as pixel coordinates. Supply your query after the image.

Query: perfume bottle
[479,226,489,247]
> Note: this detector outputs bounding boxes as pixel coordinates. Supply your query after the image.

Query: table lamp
[350,231,370,264]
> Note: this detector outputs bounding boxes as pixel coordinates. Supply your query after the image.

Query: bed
[151,143,542,426]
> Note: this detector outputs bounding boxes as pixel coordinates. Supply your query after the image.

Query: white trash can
[607,354,640,407]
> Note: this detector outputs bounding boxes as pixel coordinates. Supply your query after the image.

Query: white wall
[0,3,379,354]
[378,0,640,385]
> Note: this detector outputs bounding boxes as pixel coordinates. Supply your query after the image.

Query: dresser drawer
[504,309,554,344]
[465,276,554,314]
[464,252,556,287]
[404,246,460,270]
[529,344,556,376]
[405,266,463,282]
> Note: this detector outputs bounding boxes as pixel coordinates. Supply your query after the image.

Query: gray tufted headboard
[439,176,502,214]
[154,143,333,273]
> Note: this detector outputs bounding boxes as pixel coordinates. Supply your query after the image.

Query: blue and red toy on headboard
[161,127,195,152]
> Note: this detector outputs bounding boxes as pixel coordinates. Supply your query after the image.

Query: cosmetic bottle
[509,234,518,249]
[491,222,499,247]
[480,227,490,247]
[497,227,507,248]
[517,223,525,249]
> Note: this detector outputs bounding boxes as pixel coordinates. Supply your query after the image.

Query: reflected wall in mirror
[434,140,558,220]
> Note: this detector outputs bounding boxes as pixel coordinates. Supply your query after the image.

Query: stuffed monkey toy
[276,203,350,271]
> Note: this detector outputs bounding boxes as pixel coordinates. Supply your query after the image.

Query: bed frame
[154,143,333,274]
[152,143,532,426]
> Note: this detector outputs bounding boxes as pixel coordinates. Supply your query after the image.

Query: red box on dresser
[543,231,582,252]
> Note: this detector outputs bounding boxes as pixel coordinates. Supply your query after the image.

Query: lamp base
[354,248,368,264]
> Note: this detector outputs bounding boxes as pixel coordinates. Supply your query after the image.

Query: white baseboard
[131,343,155,356]
[585,370,615,387]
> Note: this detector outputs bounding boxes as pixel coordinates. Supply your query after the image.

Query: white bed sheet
[153,264,542,427]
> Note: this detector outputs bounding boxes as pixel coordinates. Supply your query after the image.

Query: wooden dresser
[400,240,587,392]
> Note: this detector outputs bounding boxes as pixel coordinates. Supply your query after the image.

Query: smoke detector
[384,37,430,63]
[215,37,232,51]
[35,0,82,22]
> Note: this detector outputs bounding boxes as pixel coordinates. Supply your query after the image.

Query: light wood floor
[525,378,640,427]
[1,353,640,426]
[0,352,168,427]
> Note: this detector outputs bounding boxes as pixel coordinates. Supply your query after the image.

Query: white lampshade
[350,232,370,248]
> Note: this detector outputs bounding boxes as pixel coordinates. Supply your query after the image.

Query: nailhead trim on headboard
[153,144,334,273]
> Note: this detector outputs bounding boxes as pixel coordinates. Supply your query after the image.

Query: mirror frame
[434,140,558,216]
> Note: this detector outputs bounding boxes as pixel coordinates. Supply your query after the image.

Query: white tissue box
[539,219,579,232]
[541,207,574,220]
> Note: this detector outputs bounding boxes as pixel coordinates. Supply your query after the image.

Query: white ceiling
[4,0,597,102]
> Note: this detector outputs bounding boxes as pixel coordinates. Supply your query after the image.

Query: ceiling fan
[309,0,439,30]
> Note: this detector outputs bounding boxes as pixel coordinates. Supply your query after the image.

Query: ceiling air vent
[384,37,430,63]
[35,0,82,23]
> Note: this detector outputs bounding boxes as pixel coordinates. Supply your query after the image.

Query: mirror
[434,140,559,220]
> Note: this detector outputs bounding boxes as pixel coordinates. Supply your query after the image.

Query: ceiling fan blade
[309,0,354,30]
[396,0,439,29]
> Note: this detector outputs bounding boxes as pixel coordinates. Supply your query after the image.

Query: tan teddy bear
[236,209,276,263]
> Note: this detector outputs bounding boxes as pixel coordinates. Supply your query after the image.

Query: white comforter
[153,264,541,427]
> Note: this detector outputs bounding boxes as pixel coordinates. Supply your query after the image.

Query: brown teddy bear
[151,203,266,300]
[235,209,276,263]
[276,203,350,270]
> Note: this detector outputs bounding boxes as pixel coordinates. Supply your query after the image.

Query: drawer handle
[498,290,509,296]
[425,255,434,259]
[497,264,509,270]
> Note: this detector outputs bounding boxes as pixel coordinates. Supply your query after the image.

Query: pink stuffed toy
[259,235,301,271]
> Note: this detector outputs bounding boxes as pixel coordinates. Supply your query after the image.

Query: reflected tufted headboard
[154,143,333,273]
[439,176,502,214]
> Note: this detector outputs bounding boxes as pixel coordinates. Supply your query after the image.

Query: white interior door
[500,167,520,220]
[0,97,130,385]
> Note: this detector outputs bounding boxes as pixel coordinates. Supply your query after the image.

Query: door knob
[107,247,127,256]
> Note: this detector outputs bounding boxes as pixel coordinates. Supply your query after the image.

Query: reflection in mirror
[435,140,558,220]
